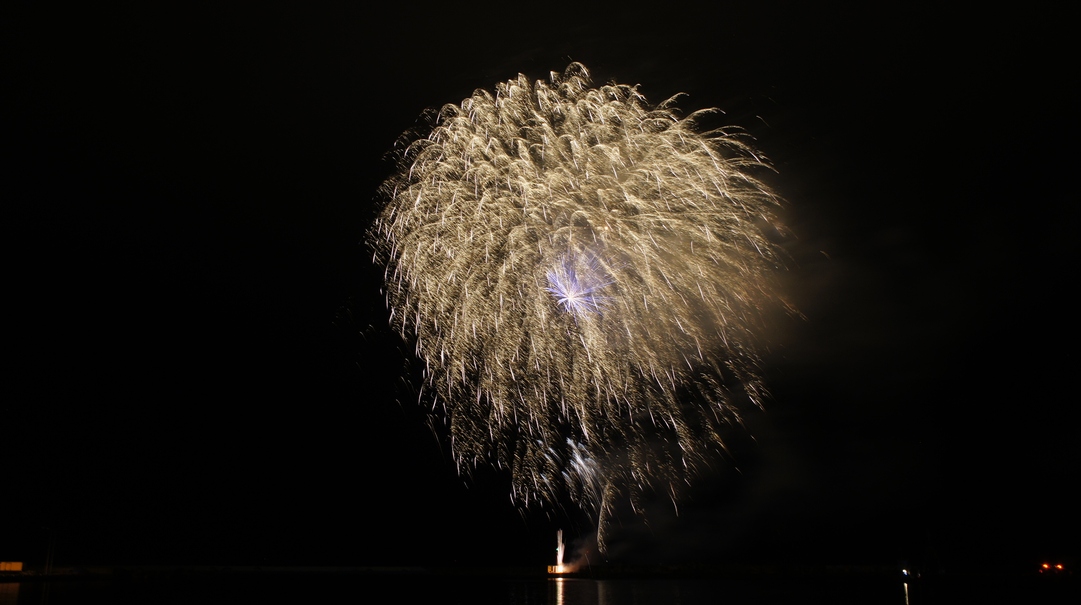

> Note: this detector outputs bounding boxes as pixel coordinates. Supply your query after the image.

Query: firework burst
[371,63,790,552]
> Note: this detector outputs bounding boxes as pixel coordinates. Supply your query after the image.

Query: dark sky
[4,2,1077,569]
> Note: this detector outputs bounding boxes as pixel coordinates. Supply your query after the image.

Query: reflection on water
[1,571,1075,605]
[3,575,897,605]
[0,582,18,605]
[549,578,690,605]
[0,576,904,605]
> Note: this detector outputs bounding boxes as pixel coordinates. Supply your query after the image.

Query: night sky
[4,2,1076,569]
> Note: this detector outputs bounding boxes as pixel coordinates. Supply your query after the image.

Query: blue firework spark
[546,254,613,316]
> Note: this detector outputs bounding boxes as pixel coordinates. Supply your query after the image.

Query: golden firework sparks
[371,63,791,552]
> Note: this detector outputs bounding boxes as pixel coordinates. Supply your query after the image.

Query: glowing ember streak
[370,63,791,553]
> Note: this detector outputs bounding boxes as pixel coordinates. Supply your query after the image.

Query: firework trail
[371,63,789,553]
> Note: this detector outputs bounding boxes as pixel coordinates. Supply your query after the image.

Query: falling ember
[371,63,792,553]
